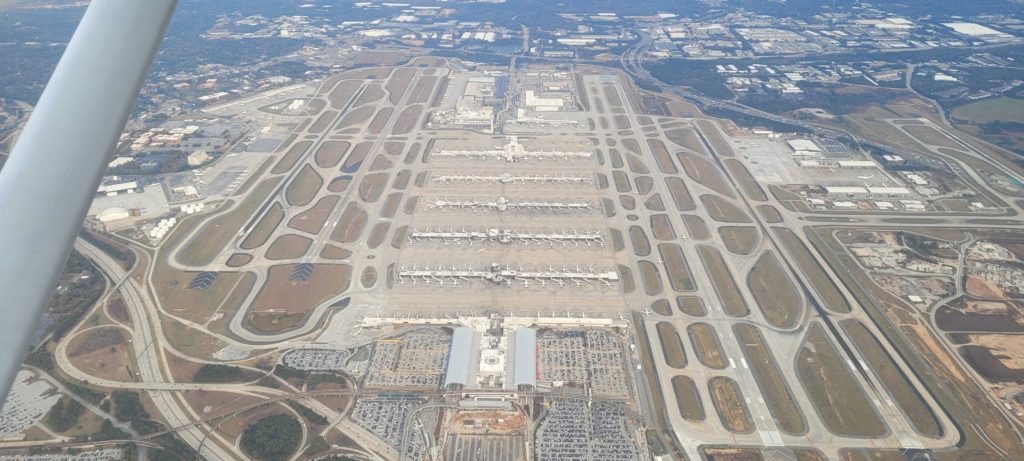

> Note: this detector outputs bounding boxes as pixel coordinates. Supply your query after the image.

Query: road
[71,239,242,460]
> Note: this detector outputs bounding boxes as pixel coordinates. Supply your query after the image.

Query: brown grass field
[367,222,389,249]
[658,243,696,291]
[904,125,961,149]
[179,178,281,266]
[625,153,650,175]
[701,195,751,223]
[336,105,375,130]
[841,319,942,437]
[68,327,133,382]
[365,160,396,179]
[342,142,372,172]
[314,141,350,168]
[393,105,423,134]
[774,228,851,313]
[288,195,340,234]
[651,299,672,316]
[240,203,284,250]
[734,323,807,434]
[392,170,411,190]
[404,196,419,215]
[613,114,630,130]
[697,245,749,317]
[629,225,651,256]
[672,375,705,421]
[327,176,352,193]
[272,141,313,174]
[618,265,635,294]
[702,448,763,461]
[380,192,403,219]
[639,261,664,296]
[797,323,887,437]
[647,138,678,174]
[709,377,754,433]
[361,266,378,288]
[619,195,636,211]
[665,177,696,211]
[249,264,352,331]
[718,226,759,255]
[656,322,688,368]
[226,253,253,267]
[613,170,632,193]
[644,194,666,211]
[650,214,676,241]
[748,251,801,329]
[384,141,404,156]
[618,137,643,155]
[608,149,623,168]
[353,83,385,106]
[266,234,312,260]
[329,202,368,244]
[358,172,390,203]
[679,153,734,197]
[681,214,710,240]
[386,67,416,105]
[676,296,707,316]
[285,165,323,207]
[368,108,395,135]
[725,159,767,201]
[665,128,708,155]
[307,111,338,134]
[328,80,363,109]
[391,226,408,249]
[757,205,783,223]
[602,84,623,107]
[409,75,438,104]
[635,176,654,195]
[152,265,247,324]
[689,323,727,369]
[696,120,734,157]
[320,244,353,260]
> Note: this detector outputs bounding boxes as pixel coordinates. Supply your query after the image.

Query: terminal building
[824,186,913,198]
[443,325,536,392]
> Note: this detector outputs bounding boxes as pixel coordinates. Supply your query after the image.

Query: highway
[71,239,243,460]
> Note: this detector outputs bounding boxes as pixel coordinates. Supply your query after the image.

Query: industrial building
[786,138,821,156]
[97,181,140,196]
[187,149,211,166]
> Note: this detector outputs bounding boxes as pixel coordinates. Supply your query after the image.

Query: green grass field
[951,97,1024,124]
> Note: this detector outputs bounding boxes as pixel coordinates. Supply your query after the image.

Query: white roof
[98,181,138,193]
[444,327,478,388]
[97,207,130,222]
[825,186,868,195]
[943,22,1011,38]
[837,160,876,168]
[787,139,820,152]
[511,328,536,388]
[867,187,911,195]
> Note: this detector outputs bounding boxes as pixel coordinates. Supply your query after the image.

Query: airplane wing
[0,0,178,399]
